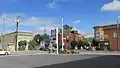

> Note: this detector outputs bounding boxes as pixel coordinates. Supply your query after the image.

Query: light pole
[61,16,64,51]
[15,16,20,52]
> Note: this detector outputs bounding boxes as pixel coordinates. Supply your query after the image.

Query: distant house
[38,38,51,49]
[58,28,84,50]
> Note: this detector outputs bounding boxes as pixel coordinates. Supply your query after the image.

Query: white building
[0,32,33,52]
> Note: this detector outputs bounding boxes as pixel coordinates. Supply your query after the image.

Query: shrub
[67,52,70,54]
[59,50,79,54]
[71,50,75,54]
[59,50,67,54]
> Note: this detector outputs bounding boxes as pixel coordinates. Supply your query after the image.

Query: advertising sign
[51,29,56,40]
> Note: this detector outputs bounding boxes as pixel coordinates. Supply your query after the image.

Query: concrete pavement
[1,51,120,57]
[0,53,120,68]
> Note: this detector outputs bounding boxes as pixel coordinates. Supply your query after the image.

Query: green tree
[84,37,93,43]
[28,40,37,49]
[34,34,50,46]
[92,38,99,46]
[18,40,27,50]
[41,34,49,39]
[71,40,78,49]
[34,34,42,45]
[77,40,84,48]
[59,25,73,35]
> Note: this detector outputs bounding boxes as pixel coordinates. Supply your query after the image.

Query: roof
[93,24,120,29]
[6,31,33,35]
[42,38,51,42]
[70,28,78,31]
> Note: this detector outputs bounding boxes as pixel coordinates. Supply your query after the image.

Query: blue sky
[0,0,120,36]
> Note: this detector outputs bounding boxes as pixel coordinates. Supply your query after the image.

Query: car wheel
[5,52,8,55]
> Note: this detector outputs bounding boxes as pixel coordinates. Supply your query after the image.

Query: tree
[92,38,99,46]
[41,34,49,40]
[28,40,37,49]
[34,34,42,45]
[84,37,93,43]
[59,25,73,35]
[77,40,85,49]
[34,34,50,46]
[18,40,27,50]
[71,40,78,49]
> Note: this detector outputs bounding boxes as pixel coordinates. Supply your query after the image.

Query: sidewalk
[11,51,48,55]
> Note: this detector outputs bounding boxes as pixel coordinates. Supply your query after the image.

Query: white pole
[61,16,64,51]
[56,28,59,54]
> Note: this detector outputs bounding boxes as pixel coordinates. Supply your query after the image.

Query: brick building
[93,24,120,51]
[58,28,84,50]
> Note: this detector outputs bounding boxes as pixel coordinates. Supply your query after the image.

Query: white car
[0,49,10,55]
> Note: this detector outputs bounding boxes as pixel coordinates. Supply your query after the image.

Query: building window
[96,33,100,39]
[113,32,118,38]
[100,33,104,40]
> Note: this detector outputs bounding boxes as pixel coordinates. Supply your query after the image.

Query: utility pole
[15,16,20,52]
[2,19,5,50]
[61,16,64,51]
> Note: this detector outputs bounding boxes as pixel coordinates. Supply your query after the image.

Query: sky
[0,0,120,37]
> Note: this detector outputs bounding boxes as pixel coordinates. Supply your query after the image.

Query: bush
[59,50,78,54]
[18,48,24,51]
[71,50,75,54]
[59,50,67,54]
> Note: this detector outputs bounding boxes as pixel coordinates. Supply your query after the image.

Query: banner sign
[51,29,56,40]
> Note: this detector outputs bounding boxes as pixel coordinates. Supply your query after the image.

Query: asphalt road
[0,54,120,68]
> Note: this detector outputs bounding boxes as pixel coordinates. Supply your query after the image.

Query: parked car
[0,49,10,55]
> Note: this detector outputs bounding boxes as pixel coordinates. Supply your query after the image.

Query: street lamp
[15,16,20,52]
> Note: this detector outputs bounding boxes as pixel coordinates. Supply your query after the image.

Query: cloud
[101,0,120,11]
[78,30,94,38]
[46,0,57,8]
[20,17,53,26]
[118,16,120,18]
[0,13,59,34]
[46,0,70,9]
[72,20,80,24]
[37,23,61,32]
[0,13,25,26]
